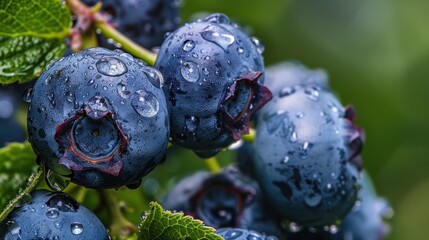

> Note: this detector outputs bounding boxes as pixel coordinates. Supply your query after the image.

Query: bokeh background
[1,0,428,239]
[180,1,429,239]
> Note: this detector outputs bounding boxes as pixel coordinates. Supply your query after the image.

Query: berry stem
[242,128,256,143]
[65,0,157,65]
[0,166,44,222]
[100,189,137,239]
[204,157,221,173]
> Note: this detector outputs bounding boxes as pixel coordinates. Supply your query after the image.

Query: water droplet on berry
[201,25,235,51]
[237,47,244,54]
[279,86,295,98]
[87,96,109,119]
[185,116,199,132]
[87,79,95,86]
[54,221,62,229]
[23,87,33,103]
[48,93,56,109]
[203,13,230,24]
[182,40,196,52]
[96,57,127,76]
[202,68,209,75]
[142,68,164,88]
[45,169,70,191]
[44,75,52,85]
[304,86,320,101]
[289,222,302,232]
[10,225,21,238]
[46,208,60,219]
[282,156,290,164]
[131,90,159,117]
[180,61,200,82]
[304,193,322,207]
[116,82,131,99]
[66,92,76,103]
[296,112,305,118]
[251,36,265,54]
[289,131,298,143]
[70,222,83,235]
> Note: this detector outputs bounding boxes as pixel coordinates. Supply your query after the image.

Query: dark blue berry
[252,84,363,226]
[27,47,169,188]
[0,190,108,239]
[216,228,278,240]
[155,13,272,157]
[83,0,180,49]
[163,166,284,237]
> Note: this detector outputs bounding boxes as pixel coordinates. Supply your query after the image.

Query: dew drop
[131,90,159,117]
[44,75,53,85]
[185,116,199,132]
[96,57,127,76]
[180,61,200,82]
[45,169,70,192]
[282,156,290,164]
[289,222,302,233]
[87,96,109,119]
[202,68,209,75]
[279,86,295,98]
[304,193,322,207]
[237,47,244,54]
[46,208,60,219]
[70,222,83,235]
[142,67,164,88]
[116,82,131,99]
[251,36,265,54]
[182,40,196,52]
[87,79,95,86]
[102,86,108,91]
[304,86,320,101]
[66,92,76,103]
[54,221,62,229]
[203,13,230,24]
[201,25,235,51]
[289,131,298,143]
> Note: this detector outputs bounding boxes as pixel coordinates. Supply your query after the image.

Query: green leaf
[0,36,66,84]
[0,0,72,84]
[138,202,223,240]
[0,0,71,38]
[0,142,41,222]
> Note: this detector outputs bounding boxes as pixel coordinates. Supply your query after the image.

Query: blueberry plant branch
[100,189,138,239]
[242,128,256,143]
[204,157,222,173]
[0,166,43,222]
[65,0,157,65]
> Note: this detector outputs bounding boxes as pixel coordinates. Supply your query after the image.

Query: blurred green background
[179,0,429,239]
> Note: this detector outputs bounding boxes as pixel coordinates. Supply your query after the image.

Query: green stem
[0,166,44,222]
[242,128,256,143]
[100,189,137,239]
[204,157,221,173]
[95,22,157,65]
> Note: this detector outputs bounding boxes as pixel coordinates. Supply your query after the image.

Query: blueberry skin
[0,190,108,239]
[264,61,328,97]
[27,47,169,188]
[253,86,363,226]
[216,228,278,240]
[341,171,391,240]
[163,166,284,237]
[83,0,180,49]
[155,13,271,157]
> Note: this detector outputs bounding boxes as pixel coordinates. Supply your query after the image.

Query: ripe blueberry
[163,166,284,237]
[83,0,180,49]
[252,84,363,226]
[0,190,108,239]
[26,47,169,188]
[216,228,279,240]
[155,13,272,157]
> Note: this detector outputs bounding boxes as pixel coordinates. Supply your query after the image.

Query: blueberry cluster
[0,0,393,238]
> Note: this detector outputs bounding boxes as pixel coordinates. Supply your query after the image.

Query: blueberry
[0,86,26,147]
[26,47,169,188]
[252,85,363,226]
[83,0,180,49]
[264,61,328,96]
[155,13,272,157]
[216,228,279,240]
[0,190,109,239]
[163,166,284,237]
[341,171,392,240]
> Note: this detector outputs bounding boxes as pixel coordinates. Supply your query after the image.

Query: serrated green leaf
[138,202,223,240]
[0,143,38,211]
[0,35,66,84]
[0,0,72,38]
